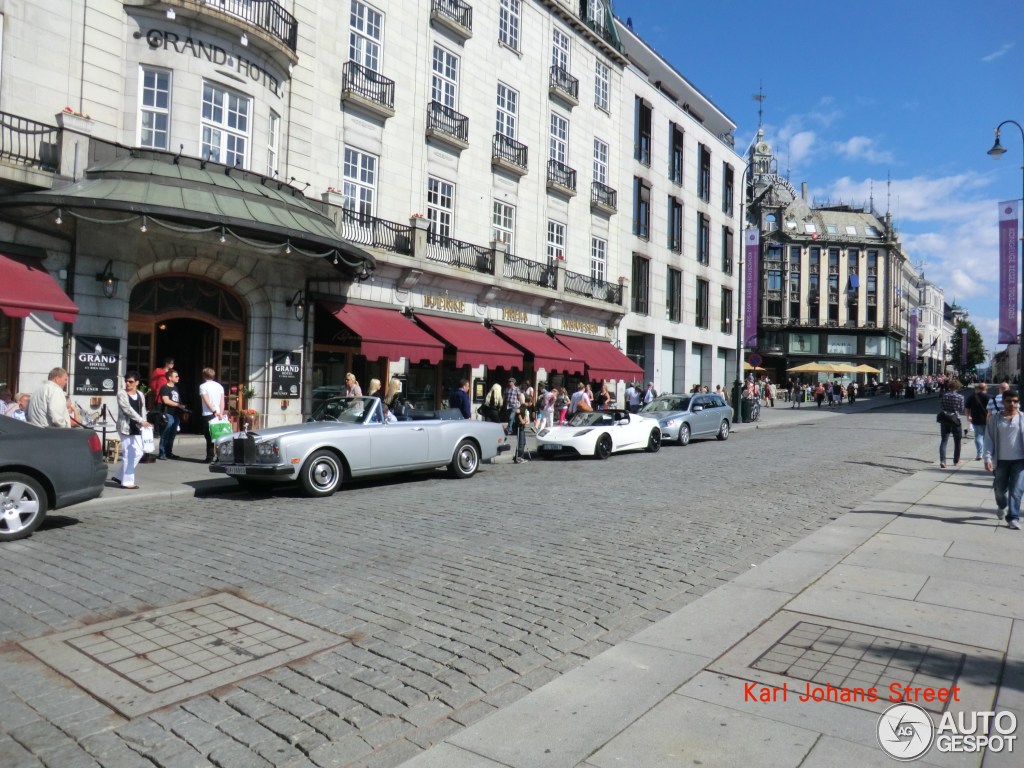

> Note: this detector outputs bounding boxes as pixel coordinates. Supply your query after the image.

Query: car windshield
[567,412,617,427]
[311,396,382,424]
[641,397,690,413]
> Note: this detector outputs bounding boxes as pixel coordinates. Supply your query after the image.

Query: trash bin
[741,398,753,422]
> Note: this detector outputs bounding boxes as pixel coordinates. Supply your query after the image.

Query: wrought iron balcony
[430,0,473,39]
[590,181,617,214]
[341,62,396,119]
[337,208,413,255]
[491,133,528,175]
[546,159,577,196]
[200,0,298,52]
[549,66,579,106]
[565,269,623,305]
[0,111,59,172]
[504,253,555,289]
[425,232,494,275]
[426,101,469,150]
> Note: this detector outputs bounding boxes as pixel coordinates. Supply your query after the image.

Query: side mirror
[692,405,704,412]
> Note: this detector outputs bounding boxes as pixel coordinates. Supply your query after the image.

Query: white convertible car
[535,409,661,459]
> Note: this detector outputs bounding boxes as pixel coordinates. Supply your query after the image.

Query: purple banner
[960,328,968,367]
[909,312,918,361]
[998,200,1019,345]
[743,228,759,349]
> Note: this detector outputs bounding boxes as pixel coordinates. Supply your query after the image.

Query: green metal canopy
[0,154,375,276]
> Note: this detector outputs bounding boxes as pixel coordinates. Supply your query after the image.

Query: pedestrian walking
[199,368,225,463]
[556,387,569,425]
[764,379,775,407]
[937,379,965,468]
[983,388,1024,530]
[965,382,991,461]
[538,386,555,430]
[341,372,362,397]
[627,382,642,413]
[113,372,151,489]
[814,383,825,408]
[26,367,74,427]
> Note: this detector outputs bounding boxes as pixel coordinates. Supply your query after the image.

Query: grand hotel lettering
[145,29,284,97]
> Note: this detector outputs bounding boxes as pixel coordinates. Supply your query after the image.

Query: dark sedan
[0,418,107,541]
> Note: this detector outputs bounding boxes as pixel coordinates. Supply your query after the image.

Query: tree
[953,320,986,370]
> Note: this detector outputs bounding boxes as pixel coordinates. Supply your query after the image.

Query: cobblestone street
[0,400,943,768]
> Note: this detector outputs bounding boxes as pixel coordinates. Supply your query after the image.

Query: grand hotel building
[0,0,740,426]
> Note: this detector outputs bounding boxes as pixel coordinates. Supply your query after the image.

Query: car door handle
[411,427,425,431]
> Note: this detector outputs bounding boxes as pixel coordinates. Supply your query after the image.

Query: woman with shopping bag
[114,372,151,489]
[199,368,226,463]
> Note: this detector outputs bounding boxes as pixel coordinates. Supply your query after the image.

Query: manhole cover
[21,593,346,717]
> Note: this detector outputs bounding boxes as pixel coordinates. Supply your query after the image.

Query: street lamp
[732,159,756,422]
[987,119,1024,386]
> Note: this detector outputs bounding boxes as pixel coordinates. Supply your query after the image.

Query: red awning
[555,334,644,382]
[0,254,79,323]
[414,314,523,370]
[325,302,444,364]
[491,325,583,375]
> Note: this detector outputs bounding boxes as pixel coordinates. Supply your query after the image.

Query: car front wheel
[594,433,613,460]
[0,473,48,542]
[299,450,343,497]
[717,420,731,440]
[646,428,661,453]
[679,424,691,446]
[449,440,480,478]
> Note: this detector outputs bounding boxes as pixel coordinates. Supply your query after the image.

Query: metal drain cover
[20,593,346,717]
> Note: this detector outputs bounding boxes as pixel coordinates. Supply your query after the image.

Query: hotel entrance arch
[127,276,247,429]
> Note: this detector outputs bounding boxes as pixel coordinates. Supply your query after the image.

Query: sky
[613,0,1024,361]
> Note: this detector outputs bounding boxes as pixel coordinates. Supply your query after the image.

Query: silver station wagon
[639,393,733,446]
[210,396,509,496]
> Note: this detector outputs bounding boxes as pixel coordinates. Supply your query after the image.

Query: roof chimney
[801,182,808,201]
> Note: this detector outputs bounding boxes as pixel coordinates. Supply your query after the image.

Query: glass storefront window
[864,336,884,356]
[788,333,818,354]
[826,334,856,355]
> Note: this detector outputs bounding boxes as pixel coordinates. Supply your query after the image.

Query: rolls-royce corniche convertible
[210,396,509,496]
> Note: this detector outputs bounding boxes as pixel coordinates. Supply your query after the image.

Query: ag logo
[877,703,934,760]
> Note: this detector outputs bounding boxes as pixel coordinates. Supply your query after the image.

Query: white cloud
[835,136,893,165]
[786,131,816,167]
[982,43,1015,62]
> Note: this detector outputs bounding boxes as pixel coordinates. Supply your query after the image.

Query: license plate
[541,444,562,451]
[224,465,248,475]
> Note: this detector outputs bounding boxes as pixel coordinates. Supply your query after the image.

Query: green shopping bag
[208,418,233,441]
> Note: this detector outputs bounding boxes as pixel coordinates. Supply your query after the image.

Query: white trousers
[116,434,143,486]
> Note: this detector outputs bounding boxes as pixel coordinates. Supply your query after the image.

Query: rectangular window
[669,123,684,184]
[492,201,515,251]
[591,237,607,283]
[549,112,568,163]
[593,138,609,185]
[342,146,377,216]
[828,247,840,273]
[431,45,459,108]
[496,82,518,138]
[698,143,711,201]
[668,197,683,253]
[594,60,610,111]
[722,162,734,215]
[547,220,566,263]
[635,97,652,166]
[267,111,279,176]
[666,267,682,323]
[697,213,710,265]
[551,28,570,70]
[139,66,171,150]
[721,288,733,334]
[201,81,250,168]
[426,176,454,239]
[349,0,383,71]
[632,254,650,314]
[498,0,520,50]
[633,177,650,239]
[695,278,710,329]
[722,226,734,274]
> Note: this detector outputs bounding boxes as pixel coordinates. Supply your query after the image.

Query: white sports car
[535,409,661,459]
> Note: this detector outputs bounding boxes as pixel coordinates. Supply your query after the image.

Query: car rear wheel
[678,424,691,446]
[449,440,480,479]
[299,450,343,497]
[0,473,48,542]
[646,428,661,453]
[594,433,613,460]
[717,419,731,440]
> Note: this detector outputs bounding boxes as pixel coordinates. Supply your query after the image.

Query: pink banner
[961,328,968,367]
[743,228,759,349]
[998,200,1019,345]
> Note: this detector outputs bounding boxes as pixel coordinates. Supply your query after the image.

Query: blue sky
[613,0,1024,360]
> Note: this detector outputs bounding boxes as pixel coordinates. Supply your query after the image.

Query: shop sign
[73,336,120,396]
[423,294,466,313]
[561,318,599,335]
[501,307,528,323]
[271,351,301,399]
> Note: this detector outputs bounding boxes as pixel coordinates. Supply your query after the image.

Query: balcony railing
[431,0,473,34]
[492,133,528,171]
[338,208,413,255]
[427,101,469,145]
[547,159,576,192]
[565,270,622,305]
[504,252,555,289]
[591,181,617,211]
[342,61,396,111]
[426,232,494,275]
[0,111,59,171]
[549,65,579,103]
[203,0,298,51]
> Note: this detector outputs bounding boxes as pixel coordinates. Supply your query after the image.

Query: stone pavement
[397,430,1023,767]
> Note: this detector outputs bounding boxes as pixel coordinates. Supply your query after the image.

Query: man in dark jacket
[450,378,472,419]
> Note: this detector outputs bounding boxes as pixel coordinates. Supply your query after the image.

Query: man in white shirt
[199,368,226,463]
[26,367,73,427]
